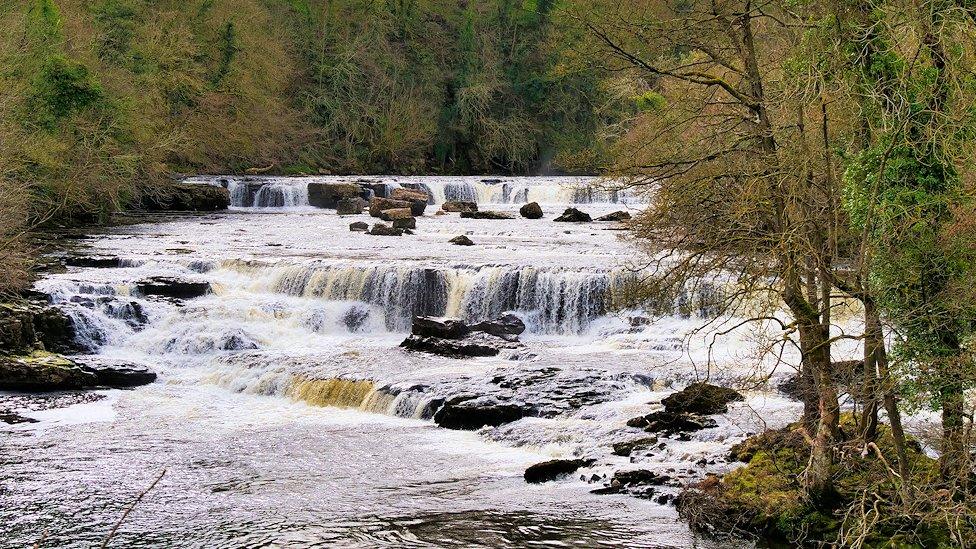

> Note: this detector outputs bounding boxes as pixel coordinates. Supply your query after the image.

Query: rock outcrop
[307,182,362,209]
[470,313,525,340]
[369,198,412,218]
[400,315,526,358]
[519,202,544,219]
[400,332,508,357]
[140,183,229,211]
[553,208,592,222]
[411,317,470,339]
[134,277,211,299]
[660,383,744,415]
[433,396,536,430]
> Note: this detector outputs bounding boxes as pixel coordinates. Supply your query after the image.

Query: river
[1,176,798,548]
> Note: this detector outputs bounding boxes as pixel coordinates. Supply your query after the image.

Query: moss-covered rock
[678,418,968,547]
[0,351,97,391]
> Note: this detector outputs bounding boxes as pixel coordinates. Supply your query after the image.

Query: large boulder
[140,183,229,211]
[0,353,97,391]
[369,197,412,218]
[442,201,478,213]
[379,208,414,222]
[307,182,361,209]
[450,235,474,246]
[433,396,535,430]
[470,313,525,339]
[661,383,744,415]
[31,306,79,354]
[390,187,430,202]
[519,202,544,219]
[460,211,514,220]
[349,221,369,232]
[134,277,211,299]
[553,208,592,222]
[336,197,366,215]
[412,317,470,339]
[524,458,595,484]
[1,302,79,355]
[596,211,632,222]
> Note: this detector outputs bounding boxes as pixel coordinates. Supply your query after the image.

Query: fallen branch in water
[100,468,167,548]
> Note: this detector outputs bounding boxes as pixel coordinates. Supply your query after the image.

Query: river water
[1,176,799,548]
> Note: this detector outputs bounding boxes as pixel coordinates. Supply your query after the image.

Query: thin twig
[100,469,167,548]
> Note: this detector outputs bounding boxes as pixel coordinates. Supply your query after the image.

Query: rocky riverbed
[1,176,807,548]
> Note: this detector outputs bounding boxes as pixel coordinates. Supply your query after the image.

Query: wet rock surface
[553,208,592,222]
[450,235,474,246]
[64,256,124,268]
[308,182,361,209]
[336,197,366,215]
[74,357,158,388]
[612,436,659,457]
[441,201,478,213]
[369,198,412,218]
[470,314,525,340]
[0,353,97,391]
[135,277,212,299]
[140,183,230,211]
[411,317,470,339]
[596,211,632,222]
[434,396,537,430]
[368,223,403,236]
[400,332,511,358]
[1,301,79,355]
[349,221,369,232]
[660,383,744,415]
[630,410,718,435]
[519,202,543,219]
[524,458,595,483]
[460,210,515,220]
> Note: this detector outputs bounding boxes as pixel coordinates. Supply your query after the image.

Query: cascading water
[190,175,644,208]
[4,176,789,549]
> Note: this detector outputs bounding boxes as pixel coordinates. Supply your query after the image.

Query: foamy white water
[1,177,788,548]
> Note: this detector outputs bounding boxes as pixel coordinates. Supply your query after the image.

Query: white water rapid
[1,176,803,548]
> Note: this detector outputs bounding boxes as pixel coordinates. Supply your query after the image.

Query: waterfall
[190,175,645,208]
[284,377,437,418]
[248,262,628,334]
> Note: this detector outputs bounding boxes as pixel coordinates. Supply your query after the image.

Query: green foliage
[28,55,105,128]
[26,0,62,48]
[212,21,239,85]
[632,91,666,112]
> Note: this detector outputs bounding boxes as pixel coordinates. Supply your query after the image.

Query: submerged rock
[411,317,470,339]
[553,208,592,222]
[519,202,544,219]
[596,211,632,222]
[433,396,535,430]
[450,235,474,246]
[135,277,211,299]
[308,182,361,209]
[140,183,229,211]
[460,210,514,220]
[524,458,595,483]
[368,223,403,236]
[349,221,369,232]
[661,383,744,415]
[612,436,659,457]
[442,201,478,213]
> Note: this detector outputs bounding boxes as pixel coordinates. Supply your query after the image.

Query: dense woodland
[3,0,976,546]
